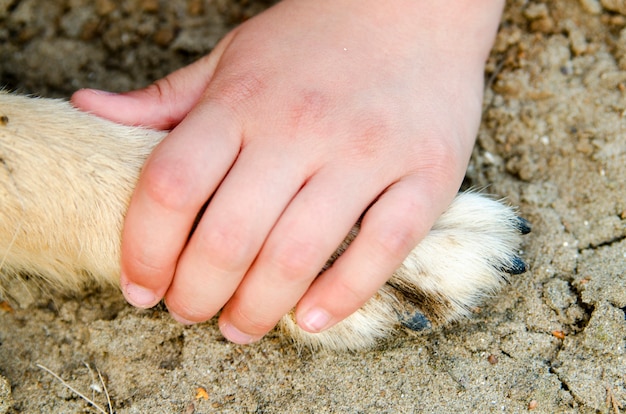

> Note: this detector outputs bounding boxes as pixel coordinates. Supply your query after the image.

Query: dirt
[1,0,625,413]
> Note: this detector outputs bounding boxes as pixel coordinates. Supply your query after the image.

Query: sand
[1,0,625,412]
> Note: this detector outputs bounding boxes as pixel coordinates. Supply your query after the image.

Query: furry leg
[0,92,528,350]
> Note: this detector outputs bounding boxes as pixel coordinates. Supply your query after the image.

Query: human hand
[71,0,504,344]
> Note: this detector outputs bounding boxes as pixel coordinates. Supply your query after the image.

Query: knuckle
[415,128,469,181]
[265,235,323,281]
[287,89,333,130]
[144,76,179,108]
[194,222,252,273]
[343,110,398,162]
[369,203,424,262]
[123,250,172,290]
[332,274,373,306]
[210,70,267,113]
[375,224,419,263]
[143,79,178,121]
[144,79,169,101]
[141,159,196,212]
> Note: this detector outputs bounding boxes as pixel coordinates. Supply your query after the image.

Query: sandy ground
[1,0,625,412]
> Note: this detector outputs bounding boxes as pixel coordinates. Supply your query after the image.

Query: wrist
[352,0,505,62]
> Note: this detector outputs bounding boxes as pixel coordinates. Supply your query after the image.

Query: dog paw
[0,93,530,351]
[280,192,530,350]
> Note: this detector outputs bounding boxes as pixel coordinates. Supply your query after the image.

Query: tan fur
[0,92,528,350]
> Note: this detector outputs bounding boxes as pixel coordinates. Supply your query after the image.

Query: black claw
[400,311,432,331]
[503,256,527,275]
[515,216,532,235]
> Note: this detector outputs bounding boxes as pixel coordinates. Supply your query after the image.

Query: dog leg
[0,92,163,292]
[0,92,528,350]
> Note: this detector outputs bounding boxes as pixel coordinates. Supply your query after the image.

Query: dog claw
[400,311,432,331]
[515,216,532,235]
[503,256,527,275]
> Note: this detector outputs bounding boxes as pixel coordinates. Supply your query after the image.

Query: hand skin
[71,0,504,344]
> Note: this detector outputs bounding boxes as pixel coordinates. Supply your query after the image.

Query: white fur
[0,92,527,350]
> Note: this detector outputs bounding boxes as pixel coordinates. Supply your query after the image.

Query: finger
[163,140,308,323]
[217,168,381,343]
[295,174,459,333]
[70,32,236,129]
[120,102,241,308]
[70,57,213,129]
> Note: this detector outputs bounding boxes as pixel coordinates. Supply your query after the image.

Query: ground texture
[1,0,625,412]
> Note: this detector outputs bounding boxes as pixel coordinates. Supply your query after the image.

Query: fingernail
[300,307,332,332]
[123,282,158,308]
[167,309,196,325]
[86,88,119,96]
[220,322,257,345]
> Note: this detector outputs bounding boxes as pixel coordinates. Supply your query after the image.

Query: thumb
[71,32,235,130]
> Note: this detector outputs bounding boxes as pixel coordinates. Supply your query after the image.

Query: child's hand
[72,0,503,344]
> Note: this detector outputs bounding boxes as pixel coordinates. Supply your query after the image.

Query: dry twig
[36,363,112,414]
[606,384,623,414]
